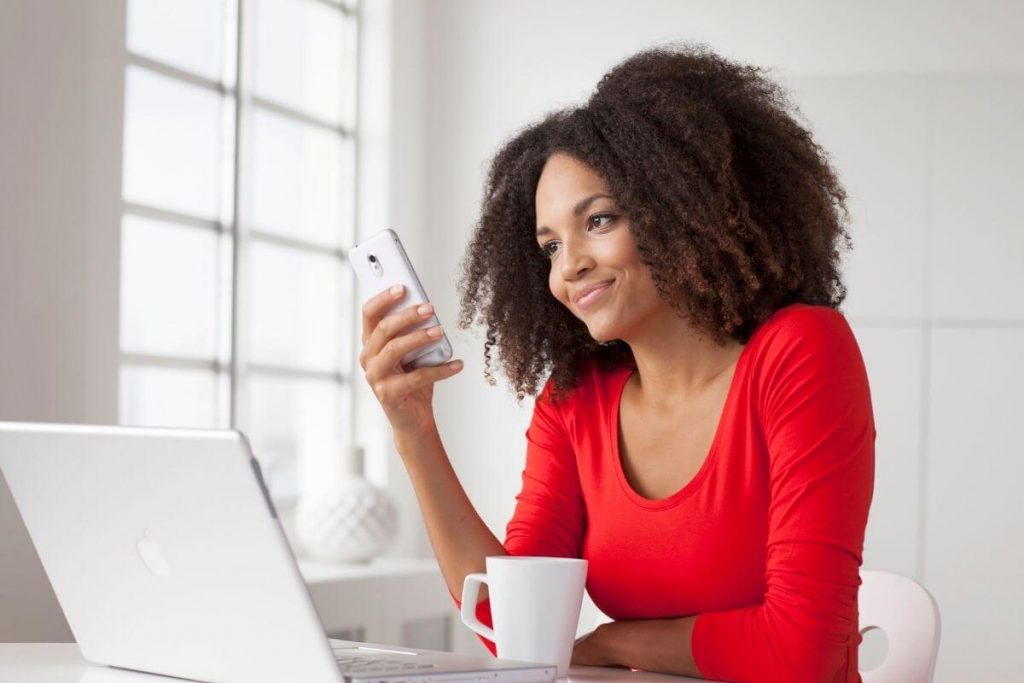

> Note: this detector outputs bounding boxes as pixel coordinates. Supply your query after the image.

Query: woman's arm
[357,285,504,599]
[454,376,588,654]
[688,310,873,683]
[573,617,701,677]
[395,422,506,599]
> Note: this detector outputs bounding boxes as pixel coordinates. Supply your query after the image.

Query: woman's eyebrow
[535,193,614,237]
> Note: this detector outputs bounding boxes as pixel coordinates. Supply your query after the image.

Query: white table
[0,643,703,682]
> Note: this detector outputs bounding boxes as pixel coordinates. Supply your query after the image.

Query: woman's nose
[559,241,594,280]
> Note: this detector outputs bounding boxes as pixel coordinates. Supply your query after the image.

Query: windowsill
[297,557,452,635]
[299,556,441,583]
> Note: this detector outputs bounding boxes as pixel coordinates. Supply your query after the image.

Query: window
[119,0,360,504]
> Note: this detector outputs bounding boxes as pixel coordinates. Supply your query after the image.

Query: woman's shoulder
[748,303,856,354]
[743,303,865,392]
[536,356,632,410]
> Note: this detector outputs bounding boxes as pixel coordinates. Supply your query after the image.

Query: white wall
[0,0,126,642]
[394,1,1024,677]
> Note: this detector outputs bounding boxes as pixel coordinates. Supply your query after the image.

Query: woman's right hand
[359,284,464,437]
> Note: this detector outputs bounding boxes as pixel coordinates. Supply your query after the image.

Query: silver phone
[348,228,454,369]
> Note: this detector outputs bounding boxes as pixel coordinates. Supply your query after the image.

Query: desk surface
[0,644,703,683]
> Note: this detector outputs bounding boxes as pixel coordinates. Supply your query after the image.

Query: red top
[457,303,875,683]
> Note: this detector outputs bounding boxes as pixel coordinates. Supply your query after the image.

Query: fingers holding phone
[360,287,436,367]
[357,285,463,435]
[351,229,453,368]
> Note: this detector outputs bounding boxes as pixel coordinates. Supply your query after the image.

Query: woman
[358,45,874,683]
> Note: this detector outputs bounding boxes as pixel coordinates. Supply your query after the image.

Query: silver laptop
[0,422,555,683]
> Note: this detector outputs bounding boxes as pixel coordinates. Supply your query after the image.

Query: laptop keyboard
[333,653,439,675]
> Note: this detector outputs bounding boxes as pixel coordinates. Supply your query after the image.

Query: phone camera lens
[368,254,377,263]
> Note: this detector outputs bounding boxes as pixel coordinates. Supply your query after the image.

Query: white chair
[859,569,941,683]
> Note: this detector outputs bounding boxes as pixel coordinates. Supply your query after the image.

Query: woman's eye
[538,215,615,258]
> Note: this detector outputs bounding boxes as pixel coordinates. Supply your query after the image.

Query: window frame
[119,0,362,507]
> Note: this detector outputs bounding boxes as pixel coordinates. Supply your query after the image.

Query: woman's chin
[577,308,625,344]
[585,323,620,345]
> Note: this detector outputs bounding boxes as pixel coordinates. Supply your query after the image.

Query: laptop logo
[136,529,171,577]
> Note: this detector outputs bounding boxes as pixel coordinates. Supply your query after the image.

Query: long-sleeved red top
[456,303,875,683]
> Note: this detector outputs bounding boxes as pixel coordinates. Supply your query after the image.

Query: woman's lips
[576,280,614,310]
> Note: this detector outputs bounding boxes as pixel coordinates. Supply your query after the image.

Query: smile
[576,281,614,310]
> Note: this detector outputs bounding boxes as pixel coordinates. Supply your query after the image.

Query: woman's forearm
[394,422,506,598]
[592,616,702,678]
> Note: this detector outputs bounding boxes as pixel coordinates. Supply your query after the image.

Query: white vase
[296,447,398,563]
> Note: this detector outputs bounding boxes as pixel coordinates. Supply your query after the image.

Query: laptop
[0,422,556,683]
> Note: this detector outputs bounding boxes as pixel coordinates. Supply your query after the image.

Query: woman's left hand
[570,623,618,668]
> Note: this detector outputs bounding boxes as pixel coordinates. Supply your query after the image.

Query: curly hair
[457,44,851,402]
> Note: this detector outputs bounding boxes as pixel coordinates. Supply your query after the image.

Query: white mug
[461,556,588,677]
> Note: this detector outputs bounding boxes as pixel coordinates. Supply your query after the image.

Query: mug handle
[460,572,496,642]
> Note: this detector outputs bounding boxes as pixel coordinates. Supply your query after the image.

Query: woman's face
[534,152,669,343]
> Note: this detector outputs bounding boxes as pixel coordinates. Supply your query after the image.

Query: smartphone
[348,228,454,369]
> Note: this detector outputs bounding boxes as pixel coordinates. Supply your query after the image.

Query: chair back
[859,569,941,683]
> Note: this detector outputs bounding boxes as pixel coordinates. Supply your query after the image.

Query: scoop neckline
[609,344,750,510]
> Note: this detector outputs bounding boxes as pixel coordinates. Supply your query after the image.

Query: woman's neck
[621,309,744,411]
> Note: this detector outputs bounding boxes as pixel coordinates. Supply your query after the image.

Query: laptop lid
[0,422,344,683]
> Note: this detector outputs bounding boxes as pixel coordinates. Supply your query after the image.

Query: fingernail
[390,285,403,296]
[417,303,433,316]
[449,360,463,371]
[427,325,443,338]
